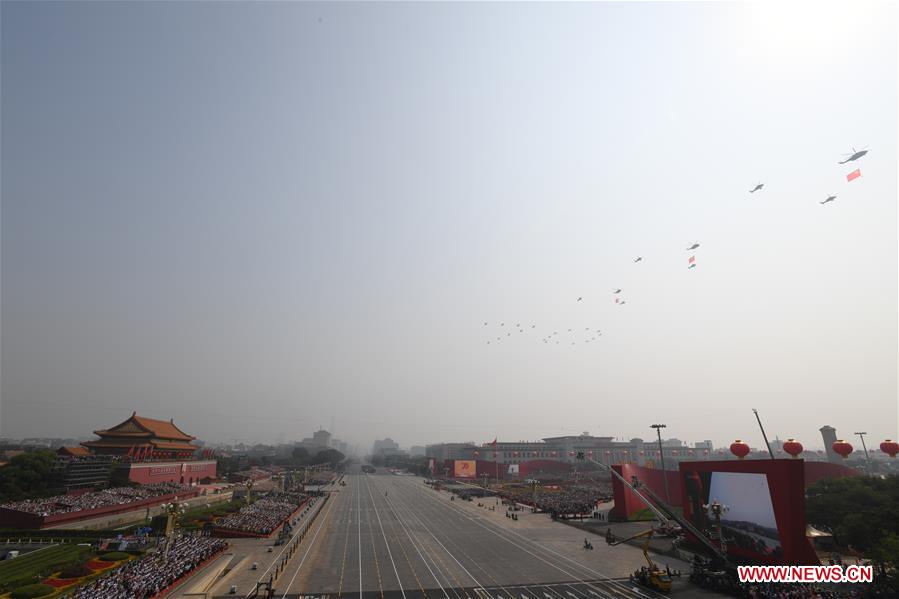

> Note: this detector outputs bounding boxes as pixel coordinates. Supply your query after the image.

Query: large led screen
[684,469,783,560]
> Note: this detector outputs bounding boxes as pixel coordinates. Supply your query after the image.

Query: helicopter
[820,195,836,205]
[838,147,868,164]
[749,183,764,193]
[686,242,700,251]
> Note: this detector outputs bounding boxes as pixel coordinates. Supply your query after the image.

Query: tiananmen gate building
[80,412,216,485]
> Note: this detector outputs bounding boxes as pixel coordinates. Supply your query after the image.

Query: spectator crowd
[62,536,227,599]
[501,482,612,516]
[213,492,305,535]
[1,483,192,516]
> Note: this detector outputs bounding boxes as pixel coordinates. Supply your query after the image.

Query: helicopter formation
[838,147,868,164]
[483,146,869,347]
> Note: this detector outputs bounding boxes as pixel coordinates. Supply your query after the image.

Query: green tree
[0,450,57,502]
[806,475,899,593]
[312,449,345,468]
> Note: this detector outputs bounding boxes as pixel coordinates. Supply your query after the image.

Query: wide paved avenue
[207,470,700,599]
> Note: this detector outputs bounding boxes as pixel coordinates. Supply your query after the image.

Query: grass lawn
[0,545,92,592]
[177,499,246,529]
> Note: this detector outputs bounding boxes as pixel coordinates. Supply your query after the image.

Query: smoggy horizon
[2,2,897,454]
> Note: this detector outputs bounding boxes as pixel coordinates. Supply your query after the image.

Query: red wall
[679,459,819,565]
[610,463,683,521]
[803,461,859,486]
[123,460,217,485]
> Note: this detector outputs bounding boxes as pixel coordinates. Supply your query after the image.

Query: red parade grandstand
[0,482,198,529]
[211,492,309,537]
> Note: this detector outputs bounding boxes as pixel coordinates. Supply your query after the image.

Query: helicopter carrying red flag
[847,169,862,182]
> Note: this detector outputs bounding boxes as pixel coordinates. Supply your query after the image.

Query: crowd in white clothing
[1,483,192,516]
[213,492,305,535]
[62,536,227,599]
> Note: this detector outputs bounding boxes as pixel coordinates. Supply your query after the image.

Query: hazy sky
[2,1,896,452]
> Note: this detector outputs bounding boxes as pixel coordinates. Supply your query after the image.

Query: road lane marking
[371,478,452,599]
[365,474,407,599]
[278,488,340,599]
[409,479,662,599]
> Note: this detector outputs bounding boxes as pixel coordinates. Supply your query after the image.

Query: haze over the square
[2,1,896,451]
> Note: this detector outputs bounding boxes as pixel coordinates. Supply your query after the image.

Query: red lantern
[730,440,750,459]
[473,451,480,457]
[880,439,899,458]
[568,451,575,456]
[513,451,519,457]
[832,440,853,460]
[638,450,644,456]
[782,439,803,459]
[671,450,678,456]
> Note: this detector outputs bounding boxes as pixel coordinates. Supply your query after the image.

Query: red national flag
[847,169,861,182]
[491,437,497,447]
[688,255,696,264]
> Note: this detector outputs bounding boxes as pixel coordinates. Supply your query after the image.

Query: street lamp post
[244,479,255,506]
[650,424,671,504]
[854,432,871,469]
[162,501,189,561]
[706,499,729,554]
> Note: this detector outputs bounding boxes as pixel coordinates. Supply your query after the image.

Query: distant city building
[428,433,721,471]
[371,438,407,460]
[313,429,332,448]
[409,445,426,457]
[299,429,333,452]
[426,442,477,461]
[20,438,82,449]
[373,438,400,454]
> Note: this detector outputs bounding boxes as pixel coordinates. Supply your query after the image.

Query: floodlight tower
[854,432,871,469]
[650,424,671,504]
